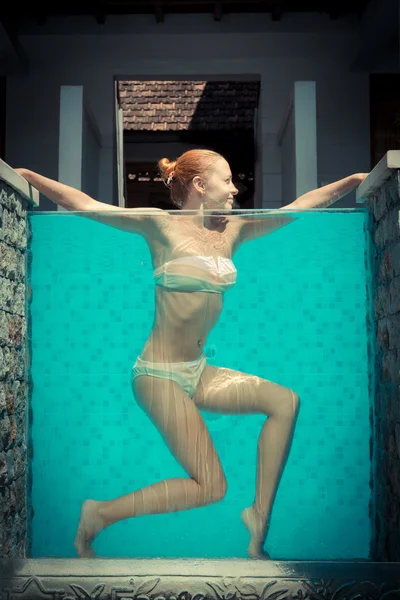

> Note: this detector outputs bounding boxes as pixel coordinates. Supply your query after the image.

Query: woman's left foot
[74,499,105,558]
[241,506,270,559]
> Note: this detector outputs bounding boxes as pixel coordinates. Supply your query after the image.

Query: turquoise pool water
[27,210,373,559]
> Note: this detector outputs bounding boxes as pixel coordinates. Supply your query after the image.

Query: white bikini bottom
[132,353,207,399]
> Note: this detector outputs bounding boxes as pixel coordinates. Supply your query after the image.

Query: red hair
[158,149,224,207]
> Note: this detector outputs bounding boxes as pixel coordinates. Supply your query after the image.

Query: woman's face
[202,159,239,210]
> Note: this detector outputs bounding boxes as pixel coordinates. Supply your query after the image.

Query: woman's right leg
[74,375,227,557]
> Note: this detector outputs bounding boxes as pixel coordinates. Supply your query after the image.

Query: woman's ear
[192,175,205,195]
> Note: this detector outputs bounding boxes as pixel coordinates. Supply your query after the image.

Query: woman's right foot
[74,499,105,558]
[241,506,270,559]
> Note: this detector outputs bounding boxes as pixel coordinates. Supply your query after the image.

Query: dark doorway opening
[118,80,260,210]
[370,74,400,169]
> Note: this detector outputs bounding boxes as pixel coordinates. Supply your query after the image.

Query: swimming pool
[26,208,373,559]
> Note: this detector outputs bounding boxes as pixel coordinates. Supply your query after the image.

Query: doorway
[370,74,400,168]
[115,79,260,210]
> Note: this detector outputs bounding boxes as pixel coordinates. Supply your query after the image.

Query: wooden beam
[271,1,283,21]
[127,0,271,7]
[327,0,344,19]
[154,2,164,22]
[214,1,222,20]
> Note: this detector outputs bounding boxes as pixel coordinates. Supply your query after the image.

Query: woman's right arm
[14,168,167,235]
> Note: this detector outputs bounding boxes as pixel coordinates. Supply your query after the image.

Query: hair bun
[158,158,176,181]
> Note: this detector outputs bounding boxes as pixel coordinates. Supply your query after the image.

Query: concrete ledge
[0,159,39,207]
[356,151,400,204]
[0,559,400,600]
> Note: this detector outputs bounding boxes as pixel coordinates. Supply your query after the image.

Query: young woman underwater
[15,150,367,559]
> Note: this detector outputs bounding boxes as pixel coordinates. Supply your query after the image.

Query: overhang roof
[2,0,370,23]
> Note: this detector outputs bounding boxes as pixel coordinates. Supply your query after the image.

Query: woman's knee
[263,386,300,420]
[281,389,300,420]
[200,474,228,505]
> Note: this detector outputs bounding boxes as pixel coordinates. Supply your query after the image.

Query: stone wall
[0,164,38,558]
[365,169,400,560]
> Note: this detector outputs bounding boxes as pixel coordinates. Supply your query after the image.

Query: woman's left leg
[194,364,300,559]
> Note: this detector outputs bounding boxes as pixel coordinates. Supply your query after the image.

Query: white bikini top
[154,255,237,294]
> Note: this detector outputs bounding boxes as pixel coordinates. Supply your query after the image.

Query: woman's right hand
[14,168,31,181]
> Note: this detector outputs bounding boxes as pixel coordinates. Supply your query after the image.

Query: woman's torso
[140,214,240,362]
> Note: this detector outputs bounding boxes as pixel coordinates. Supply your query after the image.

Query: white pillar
[278,81,318,205]
[58,86,83,211]
[293,81,317,198]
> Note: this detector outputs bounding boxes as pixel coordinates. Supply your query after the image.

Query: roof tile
[119,80,258,131]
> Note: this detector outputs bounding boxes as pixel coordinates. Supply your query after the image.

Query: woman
[15,151,367,559]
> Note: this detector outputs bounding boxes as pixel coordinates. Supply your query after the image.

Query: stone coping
[356,150,400,203]
[1,559,400,600]
[0,159,39,207]
[0,558,394,578]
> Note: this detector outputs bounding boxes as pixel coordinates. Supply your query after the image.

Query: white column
[57,86,83,211]
[293,81,317,198]
[278,81,318,205]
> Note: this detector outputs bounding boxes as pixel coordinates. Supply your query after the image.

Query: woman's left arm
[236,173,369,245]
[284,173,368,210]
